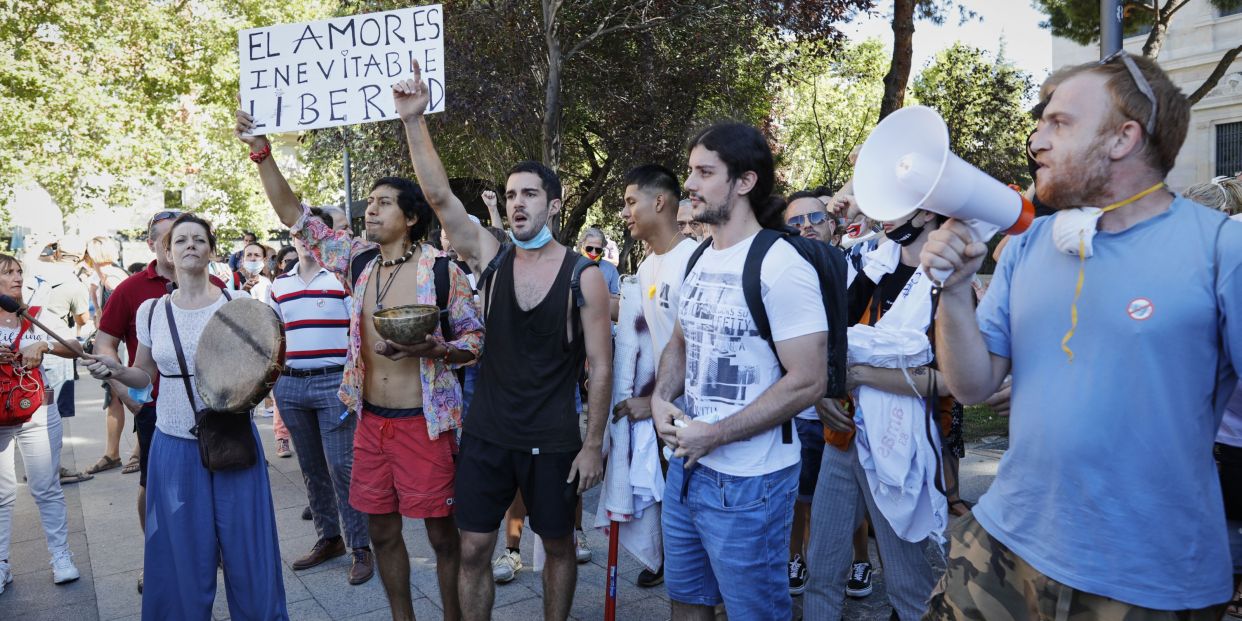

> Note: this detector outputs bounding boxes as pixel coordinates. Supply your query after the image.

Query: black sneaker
[845,561,873,597]
[788,554,808,595]
[636,565,664,588]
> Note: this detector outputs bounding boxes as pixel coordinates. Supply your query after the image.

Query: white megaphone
[854,105,1034,283]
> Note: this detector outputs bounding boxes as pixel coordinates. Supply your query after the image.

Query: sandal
[59,467,94,485]
[948,499,974,517]
[86,455,122,474]
[121,455,141,475]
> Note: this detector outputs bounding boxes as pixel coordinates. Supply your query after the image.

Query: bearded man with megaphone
[917,54,1241,619]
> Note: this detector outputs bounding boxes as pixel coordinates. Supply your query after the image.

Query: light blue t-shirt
[973,196,1242,610]
[596,259,621,295]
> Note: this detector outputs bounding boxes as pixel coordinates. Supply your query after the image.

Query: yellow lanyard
[1060,182,1166,362]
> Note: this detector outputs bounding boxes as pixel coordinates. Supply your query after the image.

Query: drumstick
[0,294,86,357]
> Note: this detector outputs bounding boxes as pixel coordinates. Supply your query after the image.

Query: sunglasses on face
[583,245,604,254]
[787,211,830,228]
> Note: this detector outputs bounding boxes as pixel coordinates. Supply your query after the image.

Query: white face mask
[242,260,264,274]
[1051,207,1104,258]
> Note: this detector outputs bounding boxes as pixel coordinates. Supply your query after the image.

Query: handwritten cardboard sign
[239,4,444,133]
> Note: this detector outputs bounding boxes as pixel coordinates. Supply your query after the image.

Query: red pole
[605,520,620,621]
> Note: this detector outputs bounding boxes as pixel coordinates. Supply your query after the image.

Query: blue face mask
[508,225,554,250]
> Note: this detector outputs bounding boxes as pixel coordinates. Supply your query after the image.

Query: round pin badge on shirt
[1126,298,1154,321]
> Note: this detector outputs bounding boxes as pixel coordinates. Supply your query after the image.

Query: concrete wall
[1050,0,1242,190]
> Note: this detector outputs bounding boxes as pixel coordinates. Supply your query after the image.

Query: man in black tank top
[394,66,614,621]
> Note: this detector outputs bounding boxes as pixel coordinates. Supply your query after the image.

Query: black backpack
[349,247,456,341]
[684,228,849,440]
[476,244,597,346]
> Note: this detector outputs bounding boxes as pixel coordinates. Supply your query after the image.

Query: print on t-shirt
[681,270,767,421]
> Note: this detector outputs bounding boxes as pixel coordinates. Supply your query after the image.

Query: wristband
[249,143,272,164]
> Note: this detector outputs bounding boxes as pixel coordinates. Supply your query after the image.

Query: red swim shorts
[350,407,457,519]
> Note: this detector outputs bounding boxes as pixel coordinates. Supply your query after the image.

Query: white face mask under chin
[1051,207,1104,258]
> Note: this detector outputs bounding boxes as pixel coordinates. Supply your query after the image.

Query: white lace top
[136,292,249,439]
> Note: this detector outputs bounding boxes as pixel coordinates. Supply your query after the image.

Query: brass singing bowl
[372,304,439,346]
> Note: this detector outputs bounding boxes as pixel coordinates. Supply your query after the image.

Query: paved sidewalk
[0,380,1000,620]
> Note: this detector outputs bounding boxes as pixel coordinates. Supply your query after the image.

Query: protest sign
[239,4,444,134]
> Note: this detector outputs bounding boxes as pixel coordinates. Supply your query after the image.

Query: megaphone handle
[928,219,1000,287]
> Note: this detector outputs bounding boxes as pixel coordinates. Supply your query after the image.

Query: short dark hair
[242,241,266,257]
[306,206,330,229]
[623,164,681,200]
[371,177,433,243]
[787,190,823,205]
[688,122,781,228]
[275,245,297,269]
[164,213,219,256]
[241,230,257,240]
[507,161,562,201]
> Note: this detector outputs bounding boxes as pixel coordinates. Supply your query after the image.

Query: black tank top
[465,248,585,453]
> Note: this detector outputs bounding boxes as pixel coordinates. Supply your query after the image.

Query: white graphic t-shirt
[679,232,827,476]
[637,238,698,355]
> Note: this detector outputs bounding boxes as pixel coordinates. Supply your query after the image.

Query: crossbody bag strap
[163,297,202,425]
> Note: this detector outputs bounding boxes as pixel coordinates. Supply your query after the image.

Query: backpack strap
[741,229,784,363]
[478,244,514,320]
[683,237,714,280]
[349,247,381,295]
[433,256,453,340]
[567,254,598,349]
[739,229,791,443]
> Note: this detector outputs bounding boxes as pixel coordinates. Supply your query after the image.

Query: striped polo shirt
[268,266,350,369]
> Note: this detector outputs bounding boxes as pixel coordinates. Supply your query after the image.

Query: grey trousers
[273,372,369,549]
[804,441,943,621]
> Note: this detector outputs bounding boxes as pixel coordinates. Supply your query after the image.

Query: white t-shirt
[1,322,55,356]
[637,238,698,355]
[137,292,249,440]
[679,232,828,476]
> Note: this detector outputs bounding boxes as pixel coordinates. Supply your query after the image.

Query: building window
[1219,121,1242,178]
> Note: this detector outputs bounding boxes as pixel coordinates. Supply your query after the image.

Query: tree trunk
[1141,5,1169,58]
[1188,43,1242,104]
[878,0,916,121]
[542,0,564,171]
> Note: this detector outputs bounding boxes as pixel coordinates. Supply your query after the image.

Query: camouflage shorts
[923,513,1226,621]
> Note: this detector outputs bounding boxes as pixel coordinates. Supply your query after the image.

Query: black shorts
[454,433,578,539]
[134,404,156,488]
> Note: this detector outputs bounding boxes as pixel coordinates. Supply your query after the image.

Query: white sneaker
[0,560,12,595]
[575,530,591,564]
[492,550,522,584]
[51,550,79,584]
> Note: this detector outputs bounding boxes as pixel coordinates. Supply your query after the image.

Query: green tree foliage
[910,43,1035,186]
[1032,0,1242,104]
[775,38,887,192]
[0,0,335,234]
[300,0,872,249]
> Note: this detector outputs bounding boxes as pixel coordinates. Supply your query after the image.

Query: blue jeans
[662,457,798,617]
[273,372,369,549]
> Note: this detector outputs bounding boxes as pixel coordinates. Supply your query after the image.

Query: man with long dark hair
[652,122,828,620]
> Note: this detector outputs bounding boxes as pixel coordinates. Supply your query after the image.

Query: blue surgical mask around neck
[508,225,554,250]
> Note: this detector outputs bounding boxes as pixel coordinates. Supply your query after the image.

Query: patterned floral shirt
[292,206,484,439]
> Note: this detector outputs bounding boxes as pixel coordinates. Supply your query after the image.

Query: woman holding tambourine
[83,214,288,620]
[0,253,83,594]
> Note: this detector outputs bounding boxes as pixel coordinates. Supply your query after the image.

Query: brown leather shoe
[348,548,374,585]
[292,537,346,571]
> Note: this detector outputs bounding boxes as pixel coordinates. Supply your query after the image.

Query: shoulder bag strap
[163,297,202,426]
